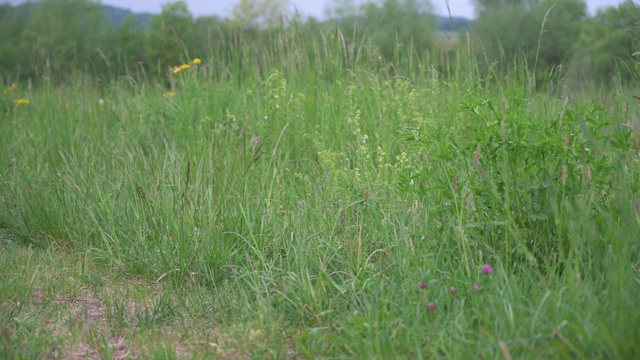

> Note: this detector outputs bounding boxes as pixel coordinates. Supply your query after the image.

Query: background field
[2,1,640,359]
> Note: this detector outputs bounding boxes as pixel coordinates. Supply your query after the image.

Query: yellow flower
[192,58,202,65]
[163,91,175,98]
[2,83,16,95]
[13,98,29,106]
[172,63,191,74]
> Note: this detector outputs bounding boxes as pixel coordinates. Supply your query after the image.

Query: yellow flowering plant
[172,58,202,74]
[2,83,16,96]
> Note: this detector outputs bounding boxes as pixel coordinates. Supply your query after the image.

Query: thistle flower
[418,281,426,290]
[473,284,480,291]
[428,302,435,311]
[450,286,456,295]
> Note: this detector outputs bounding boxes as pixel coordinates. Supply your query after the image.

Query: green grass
[1,30,640,359]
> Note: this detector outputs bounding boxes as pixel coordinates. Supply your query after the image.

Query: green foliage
[364,0,437,59]
[328,0,437,60]
[145,1,195,77]
[0,5,27,79]
[102,14,146,76]
[583,2,640,84]
[474,0,586,86]
[20,0,109,77]
[1,3,640,358]
[230,0,290,29]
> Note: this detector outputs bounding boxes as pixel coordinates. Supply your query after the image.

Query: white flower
[98,99,104,105]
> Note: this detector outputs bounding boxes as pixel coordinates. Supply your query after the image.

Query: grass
[1,28,640,358]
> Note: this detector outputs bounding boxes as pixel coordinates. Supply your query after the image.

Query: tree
[145,1,195,77]
[474,0,538,14]
[20,0,109,77]
[583,2,640,84]
[230,0,291,29]
[364,0,436,59]
[0,4,28,78]
[326,0,437,60]
[103,14,146,76]
[473,0,586,84]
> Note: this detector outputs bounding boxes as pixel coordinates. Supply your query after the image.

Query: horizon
[0,0,631,20]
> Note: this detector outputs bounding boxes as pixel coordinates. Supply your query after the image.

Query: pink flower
[473,284,480,291]
[450,286,456,294]
[418,281,426,290]
[428,302,435,311]
[481,264,493,275]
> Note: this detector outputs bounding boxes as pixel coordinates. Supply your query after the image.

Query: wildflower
[98,98,104,105]
[428,302,435,311]
[2,83,16,95]
[450,286,456,295]
[481,264,493,275]
[163,91,175,98]
[473,284,480,291]
[173,63,191,74]
[353,310,359,316]
[418,281,426,290]
[192,58,202,64]
[13,99,29,106]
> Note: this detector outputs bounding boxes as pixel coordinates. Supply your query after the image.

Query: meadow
[1,28,640,359]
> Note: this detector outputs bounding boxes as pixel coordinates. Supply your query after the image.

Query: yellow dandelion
[192,58,202,65]
[13,98,29,106]
[163,91,175,98]
[2,83,16,95]
[173,63,191,74]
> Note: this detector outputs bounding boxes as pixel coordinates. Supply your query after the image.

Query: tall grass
[1,26,639,358]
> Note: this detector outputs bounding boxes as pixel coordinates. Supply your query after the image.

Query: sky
[0,0,634,19]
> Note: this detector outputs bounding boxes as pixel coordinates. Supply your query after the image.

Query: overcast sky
[1,0,633,19]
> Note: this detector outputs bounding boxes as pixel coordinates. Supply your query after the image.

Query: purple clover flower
[450,286,456,295]
[473,284,480,291]
[481,264,493,275]
[418,281,426,290]
[428,302,435,311]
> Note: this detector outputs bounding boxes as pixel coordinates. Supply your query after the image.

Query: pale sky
[1,0,634,19]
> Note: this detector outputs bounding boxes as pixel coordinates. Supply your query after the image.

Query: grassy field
[1,30,640,359]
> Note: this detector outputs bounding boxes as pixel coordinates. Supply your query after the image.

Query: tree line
[0,0,637,87]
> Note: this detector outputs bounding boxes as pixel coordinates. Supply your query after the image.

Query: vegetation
[1,0,640,358]
[0,0,634,86]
